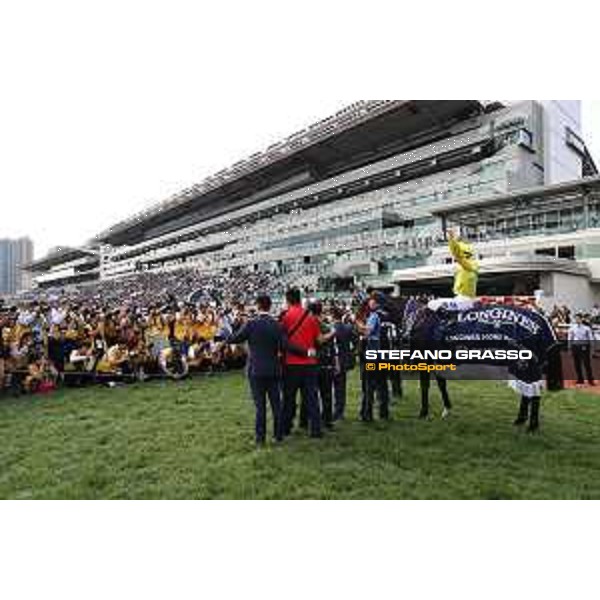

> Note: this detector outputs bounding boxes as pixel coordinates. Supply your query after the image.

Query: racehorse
[365,293,560,432]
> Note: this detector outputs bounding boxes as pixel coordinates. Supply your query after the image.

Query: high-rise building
[0,237,34,296]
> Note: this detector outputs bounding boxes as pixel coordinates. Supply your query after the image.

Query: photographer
[330,307,356,422]
[310,301,336,430]
[159,344,189,380]
[280,289,332,439]
[68,340,96,386]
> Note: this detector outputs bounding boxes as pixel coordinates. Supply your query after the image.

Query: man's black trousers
[248,375,283,443]
[333,370,348,420]
[361,370,390,421]
[318,368,334,427]
[572,345,595,385]
[282,365,321,437]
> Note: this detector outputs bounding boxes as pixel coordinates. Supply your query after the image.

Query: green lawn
[1,373,599,499]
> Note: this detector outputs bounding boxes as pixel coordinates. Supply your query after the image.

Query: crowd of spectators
[4,266,600,411]
[549,305,573,328]
[0,269,362,396]
[0,269,295,395]
[548,304,600,335]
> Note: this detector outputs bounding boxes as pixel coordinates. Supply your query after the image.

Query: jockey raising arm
[448,230,479,300]
[427,231,479,312]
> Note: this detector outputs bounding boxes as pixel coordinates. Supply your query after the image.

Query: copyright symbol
[366,363,376,371]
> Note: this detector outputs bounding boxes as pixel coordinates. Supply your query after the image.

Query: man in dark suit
[331,307,356,421]
[227,294,286,446]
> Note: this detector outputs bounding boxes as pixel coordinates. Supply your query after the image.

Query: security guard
[357,296,390,421]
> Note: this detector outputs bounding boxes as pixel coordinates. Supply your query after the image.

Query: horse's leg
[391,371,403,400]
[419,372,431,419]
[528,397,541,433]
[377,376,390,421]
[436,376,452,418]
[359,367,368,420]
[514,396,531,426]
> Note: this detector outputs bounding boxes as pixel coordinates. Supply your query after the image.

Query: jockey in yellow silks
[449,231,478,299]
[429,231,479,311]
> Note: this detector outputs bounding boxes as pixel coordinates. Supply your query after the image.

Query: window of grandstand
[535,248,557,258]
[558,246,576,260]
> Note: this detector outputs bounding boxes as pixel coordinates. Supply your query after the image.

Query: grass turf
[0,373,599,499]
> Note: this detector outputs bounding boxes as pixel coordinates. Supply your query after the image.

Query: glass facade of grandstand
[98,101,552,291]
[460,195,600,247]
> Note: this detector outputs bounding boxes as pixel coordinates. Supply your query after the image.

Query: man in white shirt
[568,314,595,386]
[49,305,66,326]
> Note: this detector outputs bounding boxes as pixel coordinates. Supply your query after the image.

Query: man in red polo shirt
[280,288,323,438]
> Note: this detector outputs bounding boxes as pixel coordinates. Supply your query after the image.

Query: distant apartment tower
[0,237,34,295]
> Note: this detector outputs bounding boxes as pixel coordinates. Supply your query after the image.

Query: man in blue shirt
[358,296,390,421]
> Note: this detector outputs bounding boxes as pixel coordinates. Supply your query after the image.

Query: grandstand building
[27,247,100,290]
[28,100,599,308]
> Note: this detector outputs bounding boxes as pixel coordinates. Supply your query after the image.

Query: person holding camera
[310,301,337,430]
[280,289,331,439]
[227,294,286,446]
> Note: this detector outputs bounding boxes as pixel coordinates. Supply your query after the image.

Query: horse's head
[402,298,438,342]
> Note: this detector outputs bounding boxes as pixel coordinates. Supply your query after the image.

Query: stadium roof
[94,100,485,245]
[27,246,99,272]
